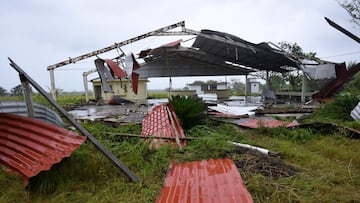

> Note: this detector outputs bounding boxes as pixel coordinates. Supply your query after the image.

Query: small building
[187,82,230,99]
[246,78,261,94]
[91,78,149,104]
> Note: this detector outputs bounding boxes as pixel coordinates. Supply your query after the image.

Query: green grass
[147,90,168,99]
[0,93,86,107]
[1,121,360,202]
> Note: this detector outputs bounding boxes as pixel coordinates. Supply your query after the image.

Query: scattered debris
[68,104,147,124]
[255,107,313,115]
[208,104,258,117]
[108,95,134,105]
[0,113,86,186]
[298,122,360,139]
[141,103,186,149]
[156,158,253,203]
[301,60,360,102]
[228,141,277,155]
[197,93,218,105]
[236,118,299,129]
[228,146,297,179]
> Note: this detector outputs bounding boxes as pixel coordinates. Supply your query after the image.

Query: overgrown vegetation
[2,119,359,202]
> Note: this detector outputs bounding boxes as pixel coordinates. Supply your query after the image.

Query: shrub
[169,95,207,130]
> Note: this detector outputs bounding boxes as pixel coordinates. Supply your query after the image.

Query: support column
[266,70,270,89]
[20,74,34,118]
[83,74,89,103]
[245,75,248,105]
[49,69,56,100]
[301,71,307,104]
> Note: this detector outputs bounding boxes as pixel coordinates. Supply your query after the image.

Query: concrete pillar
[245,75,248,105]
[83,74,89,103]
[49,69,57,101]
[266,70,270,89]
[301,71,307,104]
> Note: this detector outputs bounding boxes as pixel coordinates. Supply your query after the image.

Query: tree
[273,42,319,91]
[10,85,23,96]
[338,0,360,27]
[205,80,218,85]
[278,41,318,60]
[190,80,206,85]
[0,87,8,96]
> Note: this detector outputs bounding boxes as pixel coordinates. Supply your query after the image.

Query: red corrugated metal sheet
[237,118,299,129]
[0,113,86,186]
[141,104,186,148]
[131,53,140,94]
[103,59,126,78]
[156,158,253,203]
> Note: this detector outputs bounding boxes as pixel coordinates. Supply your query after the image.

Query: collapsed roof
[137,29,300,78]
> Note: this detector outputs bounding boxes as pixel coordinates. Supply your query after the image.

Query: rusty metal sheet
[156,158,253,203]
[0,113,86,186]
[141,104,186,148]
[237,118,299,129]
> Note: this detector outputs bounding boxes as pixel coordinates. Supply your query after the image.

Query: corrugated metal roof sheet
[237,118,299,129]
[103,59,126,78]
[138,40,255,78]
[192,30,298,72]
[0,113,86,186]
[0,101,64,127]
[156,158,253,203]
[351,102,360,121]
[141,103,186,148]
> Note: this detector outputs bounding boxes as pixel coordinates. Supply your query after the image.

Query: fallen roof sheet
[141,103,186,148]
[208,104,258,117]
[0,113,86,186]
[0,101,64,127]
[236,118,299,129]
[156,158,253,203]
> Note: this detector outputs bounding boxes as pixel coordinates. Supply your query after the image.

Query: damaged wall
[92,78,149,104]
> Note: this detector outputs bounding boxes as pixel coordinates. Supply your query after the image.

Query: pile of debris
[228,146,297,180]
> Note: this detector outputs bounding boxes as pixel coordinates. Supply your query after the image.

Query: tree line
[0,85,24,96]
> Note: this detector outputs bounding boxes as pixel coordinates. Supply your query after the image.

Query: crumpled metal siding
[0,113,86,186]
[141,103,186,147]
[156,158,253,203]
[0,101,64,127]
[351,102,360,121]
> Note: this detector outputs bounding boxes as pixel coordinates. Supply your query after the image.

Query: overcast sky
[1,0,359,92]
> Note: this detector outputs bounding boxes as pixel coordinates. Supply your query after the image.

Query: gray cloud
[1,0,359,92]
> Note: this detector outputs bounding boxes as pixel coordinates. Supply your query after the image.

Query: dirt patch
[226,146,297,179]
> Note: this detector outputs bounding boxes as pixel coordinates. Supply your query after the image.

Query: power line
[322,51,360,58]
